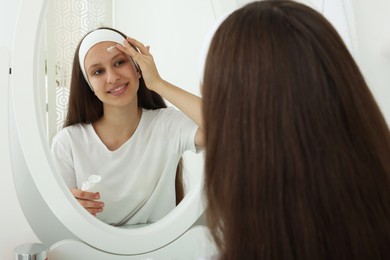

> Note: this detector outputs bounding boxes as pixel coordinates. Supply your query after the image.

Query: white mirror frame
[10,0,242,255]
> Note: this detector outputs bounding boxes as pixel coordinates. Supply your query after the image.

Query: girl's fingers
[117,41,142,65]
[115,37,150,59]
[116,42,135,56]
[77,198,104,215]
[70,188,104,215]
[115,43,127,52]
[85,205,104,215]
[126,37,150,55]
[77,198,104,209]
[70,188,100,200]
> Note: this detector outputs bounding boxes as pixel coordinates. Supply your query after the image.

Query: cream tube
[81,174,102,191]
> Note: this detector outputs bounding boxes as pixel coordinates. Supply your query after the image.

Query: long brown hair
[65,27,184,203]
[202,1,390,259]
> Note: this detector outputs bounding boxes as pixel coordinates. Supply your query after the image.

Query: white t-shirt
[51,107,198,226]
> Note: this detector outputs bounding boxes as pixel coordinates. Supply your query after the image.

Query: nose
[106,67,120,84]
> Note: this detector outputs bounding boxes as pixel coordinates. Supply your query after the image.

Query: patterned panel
[56,86,70,126]
[46,0,112,134]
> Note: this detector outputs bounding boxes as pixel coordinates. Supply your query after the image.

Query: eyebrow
[87,53,127,72]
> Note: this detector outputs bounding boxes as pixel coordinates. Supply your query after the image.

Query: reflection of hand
[70,188,104,216]
[116,37,163,92]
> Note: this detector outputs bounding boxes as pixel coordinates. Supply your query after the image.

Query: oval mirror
[11,0,237,255]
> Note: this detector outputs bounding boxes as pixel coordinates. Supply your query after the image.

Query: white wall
[0,0,20,49]
[353,0,390,126]
[0,0,40,260]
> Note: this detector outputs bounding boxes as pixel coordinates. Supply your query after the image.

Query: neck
[92,103,142,151]
[100,103,141,129]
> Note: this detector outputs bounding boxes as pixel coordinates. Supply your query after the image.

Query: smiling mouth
[108,83,127,94]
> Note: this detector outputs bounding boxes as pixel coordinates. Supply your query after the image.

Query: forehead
[84,41,122,65]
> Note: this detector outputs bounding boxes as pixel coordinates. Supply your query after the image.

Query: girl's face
[84,41,141,109]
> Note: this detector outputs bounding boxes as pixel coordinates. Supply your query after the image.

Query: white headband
[78,29,125,87]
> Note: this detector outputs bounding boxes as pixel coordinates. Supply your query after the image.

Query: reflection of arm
[153,80,204,148]
[162,107,199,154]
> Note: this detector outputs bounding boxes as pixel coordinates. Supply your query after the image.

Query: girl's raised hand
[116,37,163,91]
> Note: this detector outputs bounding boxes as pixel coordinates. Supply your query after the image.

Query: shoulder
[142,107,179,117]
[150,107,188,121]
[141,107,183,124]
[52,123,90,145]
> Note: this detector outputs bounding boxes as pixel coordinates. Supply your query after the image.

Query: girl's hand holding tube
[70,188,104,216]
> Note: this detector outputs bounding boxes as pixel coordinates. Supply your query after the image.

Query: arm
[116,38,205,147]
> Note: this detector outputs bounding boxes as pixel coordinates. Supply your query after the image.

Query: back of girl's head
[202,1,390,259]
[64,27,166,127]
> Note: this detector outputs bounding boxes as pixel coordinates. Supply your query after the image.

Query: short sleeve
[159,107,198,155]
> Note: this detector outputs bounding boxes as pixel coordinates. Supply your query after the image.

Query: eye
[114,59,126,67]
[93,69,104,76]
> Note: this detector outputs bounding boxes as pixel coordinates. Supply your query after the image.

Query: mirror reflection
[37,0,209,227]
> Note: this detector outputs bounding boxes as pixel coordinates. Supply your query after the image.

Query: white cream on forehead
[106,45,116,52]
